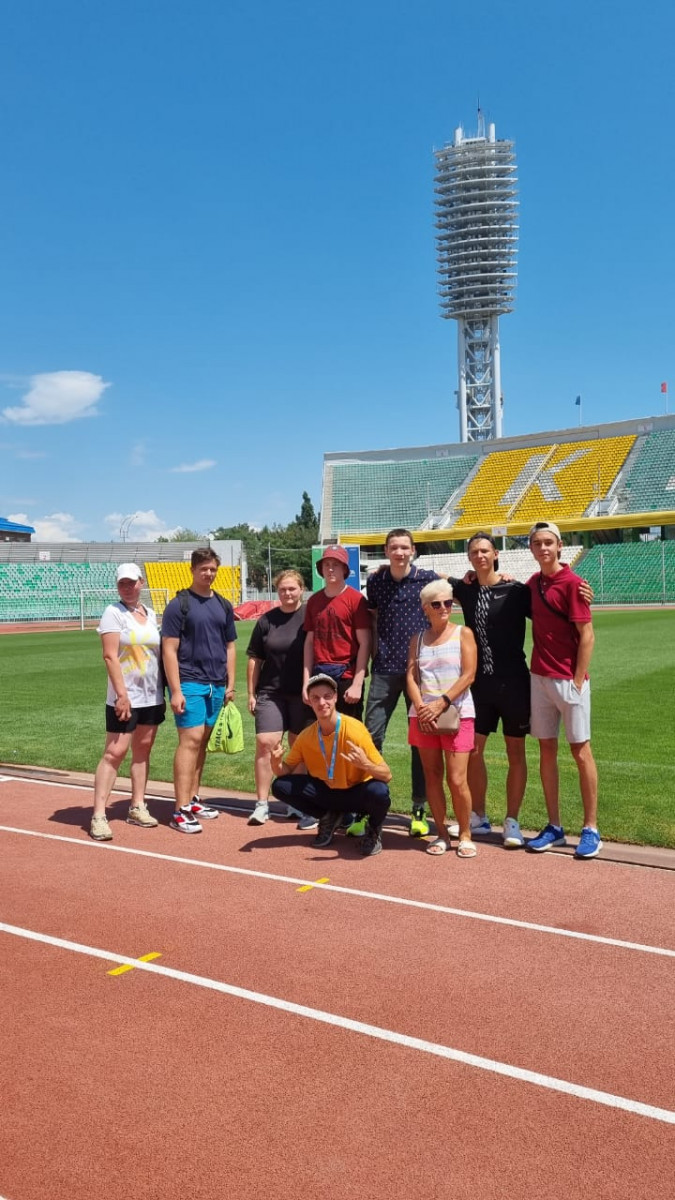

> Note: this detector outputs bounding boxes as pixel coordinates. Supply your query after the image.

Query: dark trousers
[271,775,390,830]
[365,671,426,802]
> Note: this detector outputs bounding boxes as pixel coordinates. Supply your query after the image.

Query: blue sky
[0,0,673,541]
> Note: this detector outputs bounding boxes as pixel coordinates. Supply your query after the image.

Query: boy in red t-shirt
[303,545,371,721]
[526,522,601,859]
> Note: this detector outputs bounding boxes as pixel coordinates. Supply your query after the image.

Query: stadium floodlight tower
[434,113,518,441]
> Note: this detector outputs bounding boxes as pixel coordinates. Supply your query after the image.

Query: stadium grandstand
[0,540,244,625]
[320,413,675,605]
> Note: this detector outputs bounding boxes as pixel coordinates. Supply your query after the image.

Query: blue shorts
[174,682,226,729]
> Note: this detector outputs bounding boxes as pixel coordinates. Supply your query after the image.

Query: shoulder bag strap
[537,576,570,622]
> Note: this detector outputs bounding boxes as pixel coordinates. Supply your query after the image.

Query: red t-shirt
[527,565,592,680]
[304,587,371,678]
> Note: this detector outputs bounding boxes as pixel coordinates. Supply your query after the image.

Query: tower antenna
[434,115,518,441]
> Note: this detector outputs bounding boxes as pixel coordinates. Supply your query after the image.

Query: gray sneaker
[298,813,319,831]
[248,801,269,826]
[90,814,113,841]
[359,822,383,857]
[312,811,342,848]
[127,803,158,828]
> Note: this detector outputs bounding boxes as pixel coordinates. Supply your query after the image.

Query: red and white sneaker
[170,807,202,834]
[188,798,219,820]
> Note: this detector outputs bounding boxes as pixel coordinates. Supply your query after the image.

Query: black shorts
[254,692,313,736]
[105,702,166,734]
[471,675,530,739]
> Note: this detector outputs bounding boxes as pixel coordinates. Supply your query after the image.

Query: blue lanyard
[317,715,341,781]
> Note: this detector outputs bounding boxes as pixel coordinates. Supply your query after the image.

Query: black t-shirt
[246,605,306,694]
[450,578,531,680]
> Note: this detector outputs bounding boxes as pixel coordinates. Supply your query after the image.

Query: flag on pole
[575,395,581,406]
[661,382,668,393]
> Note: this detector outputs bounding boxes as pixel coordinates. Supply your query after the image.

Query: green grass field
[1,611,674,847]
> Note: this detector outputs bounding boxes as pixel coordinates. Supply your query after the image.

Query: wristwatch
[440,694,452,710]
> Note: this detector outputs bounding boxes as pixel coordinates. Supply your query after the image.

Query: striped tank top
[410,625,475,719]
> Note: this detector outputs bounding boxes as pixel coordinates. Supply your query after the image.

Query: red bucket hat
[316,545,350,576]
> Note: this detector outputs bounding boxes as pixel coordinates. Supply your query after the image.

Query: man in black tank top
[446,534,531,848]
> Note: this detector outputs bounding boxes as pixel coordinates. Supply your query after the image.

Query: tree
[211,493,320,590]
[295,491,317,531]
[156,527,204,543]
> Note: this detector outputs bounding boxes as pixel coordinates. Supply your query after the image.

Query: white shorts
[530,674,592,744]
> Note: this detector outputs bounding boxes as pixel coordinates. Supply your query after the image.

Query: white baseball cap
[116,562,143,582]
[528,521,562,542]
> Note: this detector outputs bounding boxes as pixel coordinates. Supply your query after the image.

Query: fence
[0,589,170,627]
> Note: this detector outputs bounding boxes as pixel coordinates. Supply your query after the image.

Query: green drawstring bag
[207,702,244,754]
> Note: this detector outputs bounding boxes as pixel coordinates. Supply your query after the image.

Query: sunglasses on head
[429,599,453,610]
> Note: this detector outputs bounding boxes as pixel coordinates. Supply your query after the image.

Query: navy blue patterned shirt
[366,566,439,674]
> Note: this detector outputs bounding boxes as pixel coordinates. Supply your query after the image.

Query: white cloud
[130,441,146,467]
[103,509,181,541]
[2,371,110,426]
[8,511,83,541]
[15,450,47,460]
[170,459,216,474]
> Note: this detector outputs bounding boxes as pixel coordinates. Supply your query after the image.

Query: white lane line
[2,920,674,1126]
[0,775,244,810]
[2,824,674,959]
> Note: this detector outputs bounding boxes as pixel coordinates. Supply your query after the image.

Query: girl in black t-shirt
[246,570,313,827]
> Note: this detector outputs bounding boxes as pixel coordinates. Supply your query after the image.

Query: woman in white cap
[89,563,165,841]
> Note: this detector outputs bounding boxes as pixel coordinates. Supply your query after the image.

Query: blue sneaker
[575,827,603,859]
[526,823,566,852]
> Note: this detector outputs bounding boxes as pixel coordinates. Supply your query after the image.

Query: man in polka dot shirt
[364,528,439,837]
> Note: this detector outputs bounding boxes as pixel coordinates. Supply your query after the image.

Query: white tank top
[410,626,475,719]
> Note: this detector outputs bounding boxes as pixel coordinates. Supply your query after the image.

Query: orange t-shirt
[283,714,384,790]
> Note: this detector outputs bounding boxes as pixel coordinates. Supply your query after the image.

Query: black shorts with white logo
[471,674,530,738]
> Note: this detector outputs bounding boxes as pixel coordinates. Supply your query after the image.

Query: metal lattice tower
[435,114,518,441]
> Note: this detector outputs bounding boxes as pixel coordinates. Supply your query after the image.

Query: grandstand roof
[0,516,35,536]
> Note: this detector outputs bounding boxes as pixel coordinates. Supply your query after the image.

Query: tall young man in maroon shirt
[525,522,601,858]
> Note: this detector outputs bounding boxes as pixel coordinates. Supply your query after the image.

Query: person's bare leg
[128,725,158,807]
[467,733,488,816]
[191,725,214,799]
[418,747,448,841]
[538,738,561,826]
[254,732,282,800]
[446,751,472,842]
[570,740,598,827]
[93,732,131,818]
[504,735,527,819]
[174,725,205,808]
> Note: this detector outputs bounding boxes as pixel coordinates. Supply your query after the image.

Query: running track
[1,775,674,1200]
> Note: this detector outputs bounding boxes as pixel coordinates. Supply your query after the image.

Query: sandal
[426,837,449,856]
[456,839,477,859]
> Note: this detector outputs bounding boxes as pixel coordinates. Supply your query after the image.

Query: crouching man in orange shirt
[271,673,392,857]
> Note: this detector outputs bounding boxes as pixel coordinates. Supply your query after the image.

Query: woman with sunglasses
[406,580,478,857]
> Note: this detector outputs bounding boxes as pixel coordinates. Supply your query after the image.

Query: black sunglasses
[429,599,453,610]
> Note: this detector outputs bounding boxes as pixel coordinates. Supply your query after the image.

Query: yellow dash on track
[108,952,162,976]
[296,877,330,893]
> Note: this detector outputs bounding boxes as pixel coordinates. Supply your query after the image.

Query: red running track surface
[0,777,674,1200]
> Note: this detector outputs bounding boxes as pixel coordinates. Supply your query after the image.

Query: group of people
[90,524,601,861]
